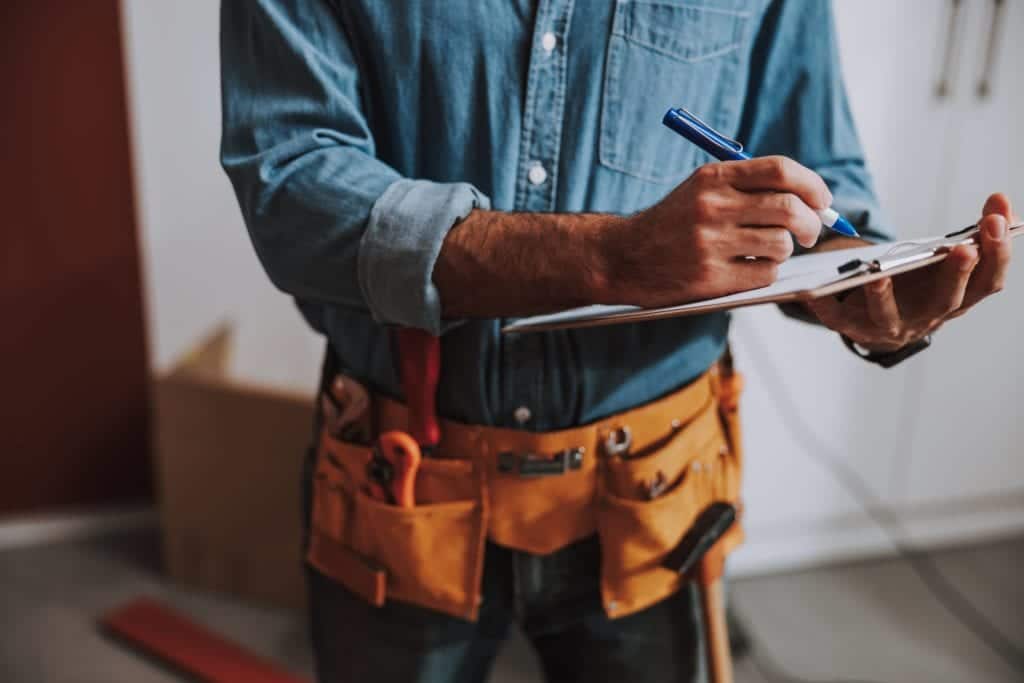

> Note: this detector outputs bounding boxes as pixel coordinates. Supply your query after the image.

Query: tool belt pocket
[596,396,737,618]
[306,433,487,621]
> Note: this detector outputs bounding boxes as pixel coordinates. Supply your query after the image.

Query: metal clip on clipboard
[835,224,989,278]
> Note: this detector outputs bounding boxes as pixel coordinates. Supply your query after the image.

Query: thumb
[982,193,1014,222]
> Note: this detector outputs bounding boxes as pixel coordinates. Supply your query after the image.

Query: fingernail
[986,215,1007,239]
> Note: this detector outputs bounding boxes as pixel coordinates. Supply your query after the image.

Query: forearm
[437,157,842,321]
[436,212,872,321]
[434,210,618,318]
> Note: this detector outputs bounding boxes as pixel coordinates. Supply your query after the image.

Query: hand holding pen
[663,107,860,238]
[657,106,1015,353]
[598,141,836,309]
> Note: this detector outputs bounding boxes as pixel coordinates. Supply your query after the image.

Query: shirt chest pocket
[600,0,753,185]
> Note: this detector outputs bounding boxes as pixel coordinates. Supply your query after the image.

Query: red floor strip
[101,597,309,683]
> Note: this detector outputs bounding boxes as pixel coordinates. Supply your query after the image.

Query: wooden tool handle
[700,577,734,683]
[699,546,733,683]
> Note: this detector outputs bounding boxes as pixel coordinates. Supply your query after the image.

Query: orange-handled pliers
[364,328,442,507]
[365,431,422,507]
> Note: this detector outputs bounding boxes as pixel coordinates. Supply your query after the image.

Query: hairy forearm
[433,172,869,321]
[434,210,619,318]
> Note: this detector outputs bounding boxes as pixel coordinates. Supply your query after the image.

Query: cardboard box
[154,326,314,610]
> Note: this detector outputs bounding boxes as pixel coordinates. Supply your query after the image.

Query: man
[219,1,1014,681]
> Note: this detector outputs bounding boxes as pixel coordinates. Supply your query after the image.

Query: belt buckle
[497,448,585,477]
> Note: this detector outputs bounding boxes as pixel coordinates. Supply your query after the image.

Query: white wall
[731,0,1024,574]
[119,0,1024,575]
[120,0,323,393]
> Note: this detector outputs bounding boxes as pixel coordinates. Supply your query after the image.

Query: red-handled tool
[395,327,442,453]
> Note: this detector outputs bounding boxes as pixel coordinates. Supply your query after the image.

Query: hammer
[663,501,737,683]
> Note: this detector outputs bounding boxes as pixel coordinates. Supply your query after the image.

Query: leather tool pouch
[306,360,744,622]
[305,434,488,621]
[596,368,745,618]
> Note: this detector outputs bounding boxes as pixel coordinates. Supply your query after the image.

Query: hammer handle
[396,327,442,449]
[700,577,733,683]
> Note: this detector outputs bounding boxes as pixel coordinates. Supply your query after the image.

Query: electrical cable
[733,320,1024,681]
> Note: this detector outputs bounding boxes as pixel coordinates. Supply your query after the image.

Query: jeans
[302,452,706,683]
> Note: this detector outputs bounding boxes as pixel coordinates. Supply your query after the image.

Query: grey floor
[0,530,1021,683]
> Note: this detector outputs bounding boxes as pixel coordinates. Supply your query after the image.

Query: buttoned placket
[503,0,575,430]
[514,0,572,214]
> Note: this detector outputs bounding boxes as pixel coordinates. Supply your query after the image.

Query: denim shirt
[220,0,891,431]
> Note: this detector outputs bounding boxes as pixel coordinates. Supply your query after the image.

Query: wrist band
[841,333,932,368]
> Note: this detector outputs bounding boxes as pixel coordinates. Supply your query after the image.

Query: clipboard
[502,222,1024,334]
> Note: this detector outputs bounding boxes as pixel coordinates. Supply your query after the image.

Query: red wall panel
[1,0,151,513]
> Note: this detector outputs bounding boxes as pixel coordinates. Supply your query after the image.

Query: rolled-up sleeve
[739,0,893,244]
[360,180,489,334]
[219,0,488,334]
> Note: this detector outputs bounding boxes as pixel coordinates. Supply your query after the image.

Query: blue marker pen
[663,107,860,238]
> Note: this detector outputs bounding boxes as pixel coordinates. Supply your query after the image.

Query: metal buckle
[497,448,585,477]
[602,426,633,458]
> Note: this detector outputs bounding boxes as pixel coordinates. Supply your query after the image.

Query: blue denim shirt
[220,0,890,431]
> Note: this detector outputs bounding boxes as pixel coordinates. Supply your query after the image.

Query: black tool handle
[663,502,736,576]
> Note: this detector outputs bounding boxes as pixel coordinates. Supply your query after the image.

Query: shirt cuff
[358,178,491,334]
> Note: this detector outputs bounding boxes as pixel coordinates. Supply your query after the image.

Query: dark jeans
[302,453,705,683]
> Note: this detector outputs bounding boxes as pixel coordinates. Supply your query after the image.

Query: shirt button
[541,32,557,54]
[514,406,532,425]
[527,162,548,186]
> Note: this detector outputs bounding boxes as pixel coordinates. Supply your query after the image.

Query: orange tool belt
[307,359,744,622]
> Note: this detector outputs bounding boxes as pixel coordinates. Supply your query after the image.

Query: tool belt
[306,361,744,622]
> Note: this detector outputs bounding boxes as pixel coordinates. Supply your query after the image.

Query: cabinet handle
[935,0,964,100]
[976,0,1007,99]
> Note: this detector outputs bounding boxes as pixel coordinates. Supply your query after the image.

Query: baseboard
[730,490,1024,577]
[0,505,157,551]
[2,495,1022,577]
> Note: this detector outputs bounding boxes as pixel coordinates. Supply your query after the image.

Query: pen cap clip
[664,107,745,156]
